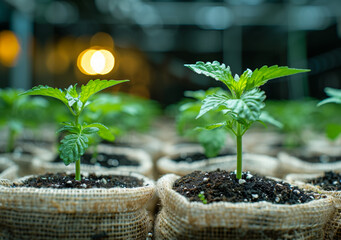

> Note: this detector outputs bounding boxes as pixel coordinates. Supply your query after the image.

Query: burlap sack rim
[0,171,155,213]
[157,152,279,176]
[157,173,334,228]
[0,157,18,180]
[34,145,153,177]
[278,151,341,174]
[0,142,55,162]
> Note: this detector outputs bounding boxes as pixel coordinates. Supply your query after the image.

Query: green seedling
[185,61,309,179]
[0,88,48,152]
[318,87,341,140]
[177,88,230,158]
[198,191,207,204]
[21,79,128,180]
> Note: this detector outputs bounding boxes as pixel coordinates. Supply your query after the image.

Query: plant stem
[75,114,80,181]
[236,123,243,179]
[7,128,15,153]
[75,159,81,181]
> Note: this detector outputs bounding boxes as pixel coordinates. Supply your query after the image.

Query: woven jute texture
[277,152,341,177]
[33,145,154,178]
[157,148,279,177]
[0,158,18,180]
[154,174,334,240]
[0,172,155,240]
[286,173,341,240]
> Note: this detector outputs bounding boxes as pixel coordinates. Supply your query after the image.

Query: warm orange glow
[77,48,115,75]
[90,32,114,49]
[0,30,21,67]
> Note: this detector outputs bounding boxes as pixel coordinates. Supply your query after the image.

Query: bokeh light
[77,48,115,75]
[0,30,21,67]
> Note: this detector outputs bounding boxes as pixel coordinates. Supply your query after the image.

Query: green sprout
[185,61,309,179]
[317,87,341,140]
[198,191,207,204]
[21,79,128,180]
[0,88,49,152]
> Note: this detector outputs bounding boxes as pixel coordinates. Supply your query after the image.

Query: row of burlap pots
[0,142,55,177]
[0,172,155,240]
[277,151,341,178]
[32,145,154,179]
[0,157,18,180]
[286,173,341,240]
[154,174,334,240]
[157,144,280,177]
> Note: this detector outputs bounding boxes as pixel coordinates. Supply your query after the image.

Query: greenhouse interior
[0,0,341,239]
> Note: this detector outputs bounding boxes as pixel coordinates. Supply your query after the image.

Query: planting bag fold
[0,172,155,240]
[155,174,334,240]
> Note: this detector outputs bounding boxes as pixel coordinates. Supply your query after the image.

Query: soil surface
[298,155,340,163]
[172,151,235,163]
[173,170,320,204]
[54,153,139,168]
[11,172,144,189]
[307,171,341,191]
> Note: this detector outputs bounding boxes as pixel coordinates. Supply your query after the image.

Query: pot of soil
[33,145,153,178]
[0,142,54,177]
[286,171,341,240]
[277,151,341,177]
[0,157,18,180]
[157,144,279,177]
[104,132,163,160]
[0,171,155,239]
[155,170,334,240]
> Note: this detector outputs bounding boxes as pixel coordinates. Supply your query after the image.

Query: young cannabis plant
[317,87,341,140]
[21,79,128,180]
[185,61,309,179]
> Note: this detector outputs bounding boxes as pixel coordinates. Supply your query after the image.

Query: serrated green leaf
[57,124,79,134]
[20,85,68,106]
[259,111,283,129]
[59,133,88,165]
[82,127,99,134]
[198,128,226,158]
[79,79,129,104]
[225,89,265,122]
[185,61,234,87]
[86,122,115,141]
[197,94,230,119]
[246,65,310,91]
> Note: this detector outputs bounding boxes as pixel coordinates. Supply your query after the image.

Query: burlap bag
[33,145,153,179]
[277,152,341,177]
[286,173,341,240]
[157,144,279,177]
[0,142,55,177]
[0,172,155,240]
[154,174,334,240]
[0,157,18,180]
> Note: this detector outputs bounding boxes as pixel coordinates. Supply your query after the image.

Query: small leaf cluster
[176,88,230,158]
[318,88,341,140]
[198,191,207,204]
[0,88,49,151]
[185,61,306,136]
[21,79,128,166]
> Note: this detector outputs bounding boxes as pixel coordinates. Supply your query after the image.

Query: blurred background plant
[0,88,49,152]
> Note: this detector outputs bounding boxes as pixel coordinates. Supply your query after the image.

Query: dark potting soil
[298,155,341,164]
[172,151,235,163]
[307,171,341,191]
[53,153,139,168]
[173,170,320,204]
[11,172,144,189]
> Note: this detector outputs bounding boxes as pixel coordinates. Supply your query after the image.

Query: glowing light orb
[77,48,115,75]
